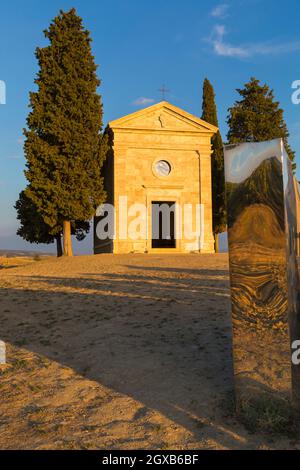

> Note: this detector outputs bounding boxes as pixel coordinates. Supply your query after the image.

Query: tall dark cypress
[24,8,107,256]
[201,78,226,252]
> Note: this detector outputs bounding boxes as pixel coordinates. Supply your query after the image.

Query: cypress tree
[227,77,295,168]
[15,189,91,257]
[201,78,226,252]
[24,8,107,256]
[15,190,62,255]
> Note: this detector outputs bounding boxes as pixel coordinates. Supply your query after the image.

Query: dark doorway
[152,201,176,248]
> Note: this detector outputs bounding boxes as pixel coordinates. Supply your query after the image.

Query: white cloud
[210,25,249,58]
[211,4,229,19]
[132,97,155,106]
[208,24,300,59]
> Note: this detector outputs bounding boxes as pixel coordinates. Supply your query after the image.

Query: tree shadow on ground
[0,263,293,449]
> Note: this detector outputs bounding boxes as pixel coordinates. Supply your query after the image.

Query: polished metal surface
[224,139,300,408]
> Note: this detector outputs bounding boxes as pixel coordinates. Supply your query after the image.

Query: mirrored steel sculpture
[224,139,300,409]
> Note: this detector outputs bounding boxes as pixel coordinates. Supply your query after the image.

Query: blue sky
[1,0,300,254]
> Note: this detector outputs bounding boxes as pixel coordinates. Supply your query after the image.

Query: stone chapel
[94,101,217,254]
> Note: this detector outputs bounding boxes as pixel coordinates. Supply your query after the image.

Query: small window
[155,160,171,177]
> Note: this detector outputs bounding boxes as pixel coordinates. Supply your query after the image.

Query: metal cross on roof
[158,84,170,100]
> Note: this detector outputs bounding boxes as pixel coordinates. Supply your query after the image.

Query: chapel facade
[94,101,217,254]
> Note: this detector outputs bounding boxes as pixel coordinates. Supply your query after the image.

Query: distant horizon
[0,231,229,255]
[0,230,93,255]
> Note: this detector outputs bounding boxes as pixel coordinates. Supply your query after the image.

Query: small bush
[236,394,299,436]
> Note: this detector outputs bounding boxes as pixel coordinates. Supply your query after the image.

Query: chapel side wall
[112,128,215,254]
[198,150,214,253]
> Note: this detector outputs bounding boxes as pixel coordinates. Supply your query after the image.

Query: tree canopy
[15,189,91,257]
[227,77,295,168]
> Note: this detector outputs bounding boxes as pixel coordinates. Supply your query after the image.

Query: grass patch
[221,390,300,437]
[236,394,299,436]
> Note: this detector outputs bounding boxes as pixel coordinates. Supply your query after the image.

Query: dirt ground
[0,253,299,450]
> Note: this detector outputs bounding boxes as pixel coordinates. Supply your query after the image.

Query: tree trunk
[55,235,63,257]
[214,233,219,253]
[63,221,73,257]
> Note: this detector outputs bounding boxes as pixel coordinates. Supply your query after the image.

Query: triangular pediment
[108,101,218,134]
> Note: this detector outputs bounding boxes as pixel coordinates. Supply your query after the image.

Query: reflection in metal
[224,139,300,409]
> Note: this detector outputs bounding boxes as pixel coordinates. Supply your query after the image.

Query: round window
[155,160,171,177]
